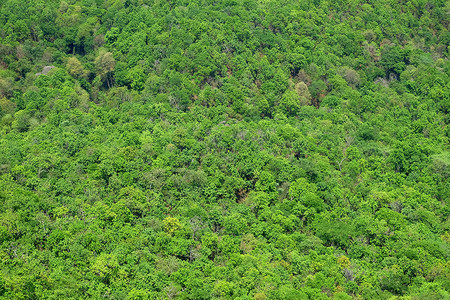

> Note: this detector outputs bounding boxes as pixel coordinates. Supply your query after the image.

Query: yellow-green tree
[95,50,115,88]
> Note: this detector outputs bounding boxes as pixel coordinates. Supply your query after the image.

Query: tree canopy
[0,0,448,299]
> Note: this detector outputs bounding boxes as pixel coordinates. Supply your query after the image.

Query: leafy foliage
[0,0,448,299]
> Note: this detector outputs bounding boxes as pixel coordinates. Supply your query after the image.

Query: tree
[294,81,311,106]
[163,217,182,235]
[91,253,119,281]
[308,80,327,107]
[279,90,301,116]
[0,76,14,98]
[66,56,86,79]
[289,178,324,212]
[95,50,115,88]
[380,46,405,76]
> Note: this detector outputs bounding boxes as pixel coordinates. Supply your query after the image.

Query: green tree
[66,56,86,79]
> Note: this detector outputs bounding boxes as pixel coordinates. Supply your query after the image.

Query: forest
[0,0,449,299]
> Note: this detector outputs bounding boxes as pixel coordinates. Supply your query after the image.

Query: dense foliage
[0,0,449,299]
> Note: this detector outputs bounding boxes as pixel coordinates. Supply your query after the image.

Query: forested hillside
[0,0,449,299]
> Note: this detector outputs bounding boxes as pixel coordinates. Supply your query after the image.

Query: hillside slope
[0,0,449,299]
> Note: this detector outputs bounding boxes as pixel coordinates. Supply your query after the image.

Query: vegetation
[0,0,448,299]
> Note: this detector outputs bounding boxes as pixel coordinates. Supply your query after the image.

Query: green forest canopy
[0,0,449,299]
